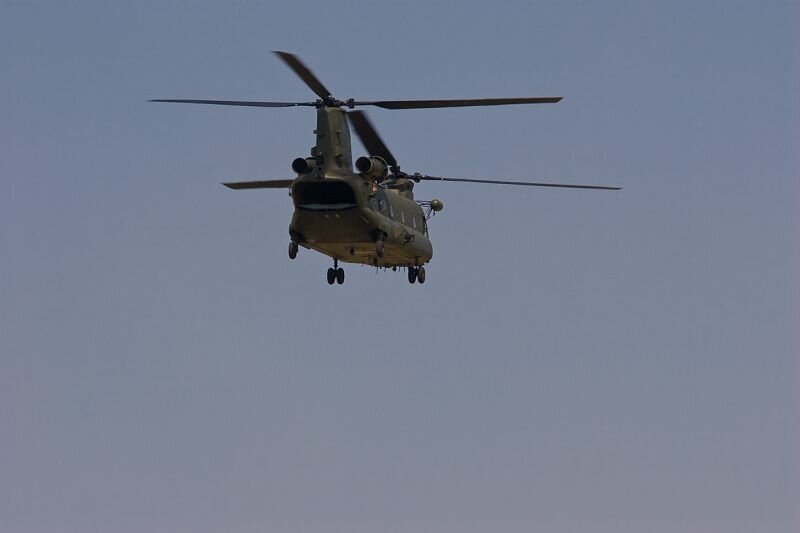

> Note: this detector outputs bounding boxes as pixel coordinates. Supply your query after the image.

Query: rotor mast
[312,106,353,176]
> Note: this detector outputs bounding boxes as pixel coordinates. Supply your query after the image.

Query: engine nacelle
[355,156,389,182]
[292,157,315,174]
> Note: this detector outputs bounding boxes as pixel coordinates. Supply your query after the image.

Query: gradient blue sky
[2,1,798,532]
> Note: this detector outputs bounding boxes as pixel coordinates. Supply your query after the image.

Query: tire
[336,267,345,285]
[326,268,336,285]
[288,241,298,259]
[417,266,426,284]
[407,267,417,284]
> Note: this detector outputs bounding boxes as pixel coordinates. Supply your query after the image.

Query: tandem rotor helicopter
[152,51,620,285]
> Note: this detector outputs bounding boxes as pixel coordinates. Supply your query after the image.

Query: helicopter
[151,51,620,285]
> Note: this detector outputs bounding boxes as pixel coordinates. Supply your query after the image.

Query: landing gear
[327,259,345,285]
[288,241,298,259]
[375,239,385,258]
[407,266,427,284]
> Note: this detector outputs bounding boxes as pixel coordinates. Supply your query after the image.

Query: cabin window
[293,181,356,210]
[376,196,386,213]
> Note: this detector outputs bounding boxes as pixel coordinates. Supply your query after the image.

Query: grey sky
[1,1,798,532]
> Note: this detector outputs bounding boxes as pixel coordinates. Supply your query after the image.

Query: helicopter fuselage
[288,174,433,268]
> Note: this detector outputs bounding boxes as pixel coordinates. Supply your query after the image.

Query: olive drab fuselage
[288,107,433,268]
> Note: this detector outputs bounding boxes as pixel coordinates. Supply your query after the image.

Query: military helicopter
[152,51,620,285]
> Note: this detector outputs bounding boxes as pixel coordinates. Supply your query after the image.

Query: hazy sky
[2,1,798,532]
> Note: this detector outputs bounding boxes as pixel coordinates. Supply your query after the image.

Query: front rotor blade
[414,175,621,190]
[347,111,398,169]
[273,51,332,100]
[223,179,294,190]
[150,99,315,108]
[355,96,563,110]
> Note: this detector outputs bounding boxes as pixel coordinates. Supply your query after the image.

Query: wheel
[376,239,385,258]
[335,267,345,284]
[288,241,298,259]
[417,266,426,284]
[326,268,336,285]
[407,267,417,284]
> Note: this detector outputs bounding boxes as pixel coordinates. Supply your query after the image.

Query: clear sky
[1,1,798,532]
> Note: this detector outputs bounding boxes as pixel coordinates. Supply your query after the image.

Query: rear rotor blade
[273,51,332,100]
[347,111,399,169]
[149,99,315,108]
[223,179,294,190]
[355,96,563,110]
[413,175,621,190]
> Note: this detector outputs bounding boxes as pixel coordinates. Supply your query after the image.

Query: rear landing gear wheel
[417,266,426,284]
[376,239,385,258]
[335,267,345,285]
[408,267,417,284]
[326,268,336,285]
[288,241,298,259]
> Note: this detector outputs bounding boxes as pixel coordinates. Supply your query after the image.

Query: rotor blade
[223,179,294,190]
[273,51,332,100]
[149,99,316,108]
[347,111,398,168]
[354,96,563,110]
[413,175,621,190]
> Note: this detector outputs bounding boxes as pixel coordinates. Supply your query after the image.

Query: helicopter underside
[290,207,432,268]
[303,241,424,267]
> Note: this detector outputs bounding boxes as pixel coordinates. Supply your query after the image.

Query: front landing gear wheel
[335,267,345,285]
[408,267,417,284]
[326,268,336,285]
[417,266,426,284]
[288,241,298,259]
